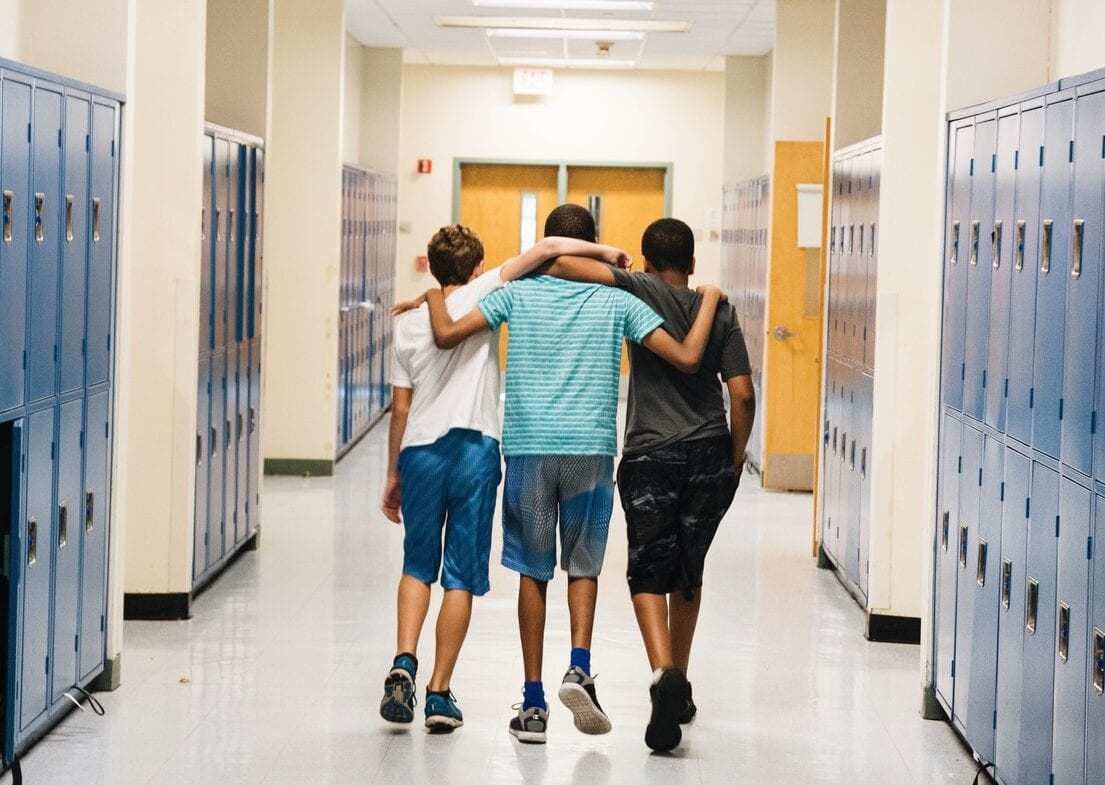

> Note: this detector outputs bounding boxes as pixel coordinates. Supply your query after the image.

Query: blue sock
[523,681,546,710]
[570,647,591,675]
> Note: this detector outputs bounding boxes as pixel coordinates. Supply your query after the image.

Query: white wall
[206,0,271,136]
[831,0,885,150]
[1050,0,1105,81]
[723,55,771,184]
[772,0,835,142]
[358,47,403,174]
[0,2,19,58]
[396,65,725,302]
[342,34,363,164]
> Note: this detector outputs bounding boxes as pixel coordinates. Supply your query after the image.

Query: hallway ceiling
[345,1,775,71]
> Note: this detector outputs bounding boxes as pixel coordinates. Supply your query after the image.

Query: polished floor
[23,415,981,784]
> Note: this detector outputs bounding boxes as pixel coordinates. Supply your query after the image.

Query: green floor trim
[816,543,834,570]
[921,685,947,720]
[264,458,334,477]
[90,654,122,692]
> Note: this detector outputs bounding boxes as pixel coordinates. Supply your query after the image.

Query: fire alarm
[417,159,432,174]
[416,255,429,272]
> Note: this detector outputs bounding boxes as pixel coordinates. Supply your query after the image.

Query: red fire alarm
[417,159,432,174]
[416,255,429,272]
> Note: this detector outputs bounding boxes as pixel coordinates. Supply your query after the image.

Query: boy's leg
[519,575,548,682]
[567,576,597,651]
[631,592,674,671]
[396,575,432,656]
[427,589,473,692]
[668,590,702,674]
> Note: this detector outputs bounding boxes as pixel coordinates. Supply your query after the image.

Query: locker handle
[254,209,260,241]
[85,489,94,533]
[58,502,68,548]
[216,207,222,241]
[951,220,960,264]
[975,538,987,587]
[34,192,45,243]
[65,195,75,243]
[1071,219,1084,278]
[1093,628,1104,694]
[1001,558,1012,609]
[969,220,979,265]
[860,447,866,478]
[848,224,854,255]
[27,517,37,566]
[869,223,875,257]
[1026,578,1039,634]
[229,208,235,242]
[249,406,256,434]
[858,224,865,256]
[1015,220,1026,271]
[3,190,13,243]
[829,225,835,255]
[92,197,101,243]
[832,426,838,454]
[941,510,950,551]
[226,418,232,448]
[958,523,968,568]
[991,220,1002,269]
[1058,602,1070,662]
[1041,219,1053,274]
[196,433,202,465]
[211,426,217,456]
[840,431,847,462]
[237,412,243,442]
[201,207,206,241]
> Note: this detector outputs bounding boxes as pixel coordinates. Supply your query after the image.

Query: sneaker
[379,656,417,724]
[557,666,612,735]
[509,704,549,744]
[679,681,697,724]
[424,691,464,733]
[645,668,690,752]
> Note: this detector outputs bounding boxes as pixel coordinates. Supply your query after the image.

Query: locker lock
[2,190,12,243]
[34,192,45,243]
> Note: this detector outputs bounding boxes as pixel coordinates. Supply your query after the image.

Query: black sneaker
[679,681,697,724]
[379,654,417,723]
[557,666,612,734]
[509,704,549,743]
[646,668,690,752]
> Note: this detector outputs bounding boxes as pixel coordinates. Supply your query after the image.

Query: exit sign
[513,67,554,96]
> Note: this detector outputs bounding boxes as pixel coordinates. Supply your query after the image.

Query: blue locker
[51,398,82,701]
[200,135,214,352]
[252,147,264,339]
[193,353,210,580]
[247,336,260,535]
[27,86,63,404]
[934,414,962,709]
[1061,89,1105,477]
[985,111,1018,431]
[1008,104,1044,446]
[235,346,248,545]
[1087,494,1105,785]
[224,343,239,549]
[964,117,997,422]
[213,138,229,350]
[19,407,54,730]
[86,102,116,388]
[857,372,872,597]
[1032,96,1074,459]
[59,95,89,395]
[79,390,110,681]
[953,425,985,730]
[227,143,242,345]
[1020,462,1059,785]
[0,76,31,413]
[943,121,974,412]
[994,447,1032,784]
[864,151,880,371]
[207,349,227,569]
[1052,477,1092,785]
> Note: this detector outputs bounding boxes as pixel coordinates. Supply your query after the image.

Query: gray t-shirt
[613,269,752,457]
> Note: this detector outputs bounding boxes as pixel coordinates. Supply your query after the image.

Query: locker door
[247,336,260,535]
[827,162,840,356]
[20,407,54,730]
[86,102,117,387]
[208,350,227,568]
[1032,97,1074,458]
[79,390,109,680]
[934,414,962,708]
[965,435,1003,761]
[1087,494,1105,785]
[0,77,31,412]
[857,371,872,597]
[235,345,248,545]
[227,143,242,346]
[1052,478,1092,785]
[1019,462,1059,785]
[213,138,230,351]
[51,398,82,701]
[953,424,985,728]
[864,150,880,370]
[193,353,210,581]
[1061,90,1105,477]
[943,121,975,411]
[994,447,1031,784]
[1008,105,1044,446]
[964,117,997,422]
[846,375,861,586]
[200,134,214,353]
[224,344,239,549]
[27,86,63,404]
[59,95,89,395]
[985,112,1018,431]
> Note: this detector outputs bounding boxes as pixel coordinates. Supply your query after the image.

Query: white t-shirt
[392,268,504,450]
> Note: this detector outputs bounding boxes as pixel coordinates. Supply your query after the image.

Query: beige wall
[1050,0,1105,81]
[831,0,885,150]
[396,65,725,302]
[358,47,403,174]
[0,2,18,58]
[723,55,771,184]
[772,0,835,142]
[205,0,271,136]
[343,34,363,164]
[263,0,344,464]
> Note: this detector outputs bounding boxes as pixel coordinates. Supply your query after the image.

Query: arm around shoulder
[425,288,491,349]
[640,285,722,373]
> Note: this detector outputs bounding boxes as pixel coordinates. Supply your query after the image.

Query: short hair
[427,225,484,286]
[642,218,694,273]
[544,204,596,241]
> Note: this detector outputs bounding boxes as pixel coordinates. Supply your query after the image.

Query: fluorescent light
[486,28,644,41]
[498,57,636,69]
[436,16,689,33]
[474,1,654,10]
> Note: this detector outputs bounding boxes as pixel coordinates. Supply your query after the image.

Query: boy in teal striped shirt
[425,204,721,743]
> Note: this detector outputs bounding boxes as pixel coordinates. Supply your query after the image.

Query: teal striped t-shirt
[479,275,664,456]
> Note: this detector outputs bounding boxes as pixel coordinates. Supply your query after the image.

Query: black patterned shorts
[616,436,738,596]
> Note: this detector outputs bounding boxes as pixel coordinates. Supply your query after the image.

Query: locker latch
[85,490,94,533]
[92,197,101,243]
[1093,629,1104,694]
[1026,578,1040,634]
[2,190,12,243]
[34,192,45,243]
[1041,219,1053,274]
[65,195,74,243]
[1058,602,1071,662]
[58,503,68,548]
[1001,559,1012,609]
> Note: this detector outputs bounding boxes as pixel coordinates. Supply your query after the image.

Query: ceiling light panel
[436,16,690,33]
[473,1,654,10]
[498,56,636,69]
[486,28,644,40]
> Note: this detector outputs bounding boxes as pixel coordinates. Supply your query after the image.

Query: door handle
[773,326,795,341]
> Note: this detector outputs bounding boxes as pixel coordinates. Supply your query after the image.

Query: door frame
[452,158,674,223]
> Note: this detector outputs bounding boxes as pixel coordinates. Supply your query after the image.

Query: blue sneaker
[380,655,417,723]
[424,690,464,733]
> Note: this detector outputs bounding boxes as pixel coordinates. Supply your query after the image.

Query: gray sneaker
[509,704,549,743]
[557,666,612,735]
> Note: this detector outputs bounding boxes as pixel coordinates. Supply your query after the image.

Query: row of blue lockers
[827,141,881,371]
[193,127,264,585]
[720,176,769,470]
[0,58,121,766]
[337,164,397,457]
[935,67,1105,785]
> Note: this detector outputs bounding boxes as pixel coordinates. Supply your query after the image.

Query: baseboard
[816,543,834,570]
[866,612,921,644]
[89,654,122,691]
[123,592,192,620]
[921,685,948,721]
[264,458,333,476]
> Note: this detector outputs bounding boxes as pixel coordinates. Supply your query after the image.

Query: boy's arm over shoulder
[632,285,723,374]
[719,304,753,380]
[425,287,494,349]
[499,237,628,283]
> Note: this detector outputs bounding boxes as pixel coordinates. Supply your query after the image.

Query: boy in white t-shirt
[379,224,628,733]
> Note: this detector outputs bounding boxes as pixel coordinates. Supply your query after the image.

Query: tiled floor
[21,416,980,784]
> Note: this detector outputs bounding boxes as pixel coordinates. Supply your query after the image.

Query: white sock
[651,668,666,685]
